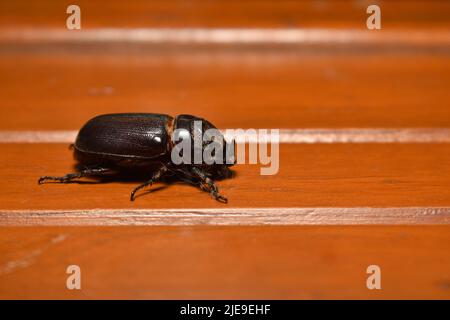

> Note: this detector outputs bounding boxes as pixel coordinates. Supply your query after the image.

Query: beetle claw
[213,193,228,203]
[198,179,227,203]
[38,176,67,184]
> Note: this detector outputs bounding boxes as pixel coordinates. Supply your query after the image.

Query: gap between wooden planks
[2,28,449,51]
[1,128,450,143]
[0,128,450,143]
[0,208,449,226]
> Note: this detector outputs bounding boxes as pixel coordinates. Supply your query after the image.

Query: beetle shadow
[214,167,237,181]
[41,165,173,196]
[69,163,238,183]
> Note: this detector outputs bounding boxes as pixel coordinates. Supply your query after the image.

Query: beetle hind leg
[38,167,111,184]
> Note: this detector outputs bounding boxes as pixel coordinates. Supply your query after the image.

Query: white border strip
[2,28,450,46]
[0,207,449,226]
[0,129,449,144]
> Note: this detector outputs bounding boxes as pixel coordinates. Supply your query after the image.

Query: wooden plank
[1,0,449,29]
[0,52,449,130]
[2,1,449,52]
[0,144,449,215]
[1,225,450,299]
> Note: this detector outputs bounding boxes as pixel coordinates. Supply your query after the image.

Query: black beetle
[38,113,235,202]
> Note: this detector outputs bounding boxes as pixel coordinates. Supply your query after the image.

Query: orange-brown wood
[0,143,449,211]
[1,225,450,299]
[0,0,449,300]
[1,0,449,29]
[1,52,449,130]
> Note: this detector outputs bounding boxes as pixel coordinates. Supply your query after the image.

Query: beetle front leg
[38,167,111,184]
[130,165,169,201]
[191,167,228,203]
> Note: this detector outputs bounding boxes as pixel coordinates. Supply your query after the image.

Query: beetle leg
[130,165,169,201]
[191,167,228,203]
[199,181,228,203]
[38,167,111,184]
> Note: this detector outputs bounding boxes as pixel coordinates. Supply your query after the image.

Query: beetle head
[174,115,235,172]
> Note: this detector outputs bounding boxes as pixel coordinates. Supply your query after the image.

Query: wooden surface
[1,52,450,130]
[0,0,449,299]
[1,226,450,299]
[1,143,450,210]
[1,0,450,29]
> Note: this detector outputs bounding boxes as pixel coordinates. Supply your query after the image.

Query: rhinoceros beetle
[38,113,235,203]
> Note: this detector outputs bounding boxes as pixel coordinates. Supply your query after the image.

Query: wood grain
[0,143,449,212]
[1,52,449,130]
[1,225,450,299]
